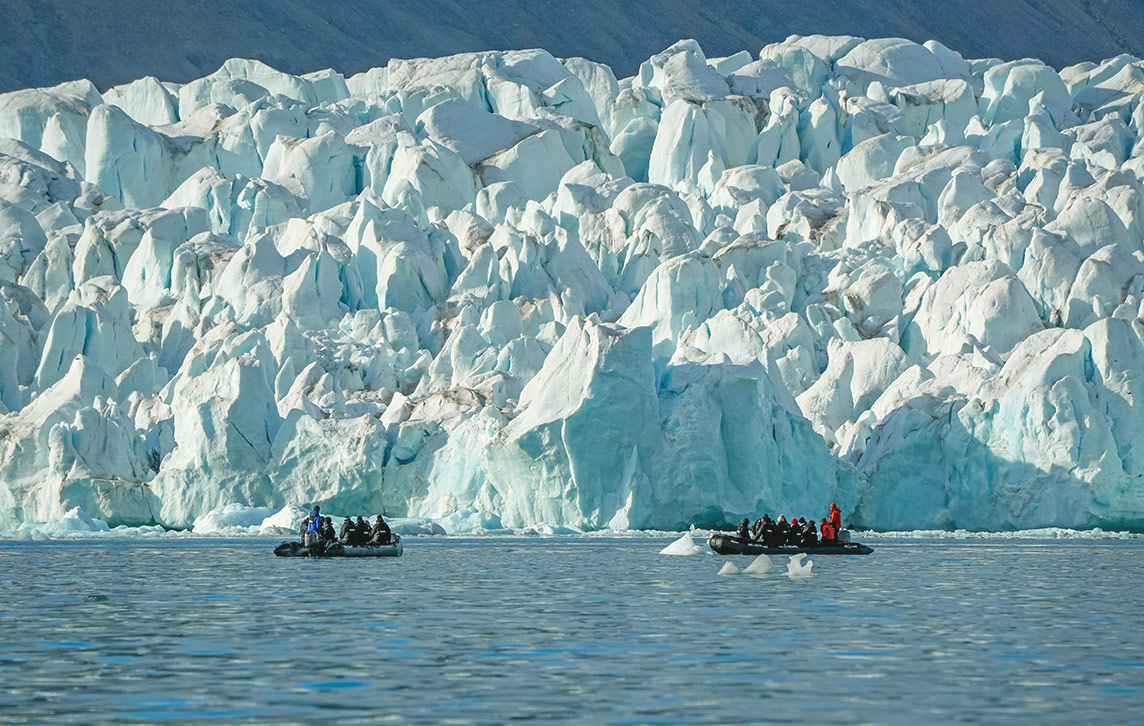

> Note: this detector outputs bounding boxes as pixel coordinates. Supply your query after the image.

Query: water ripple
[1,537,1142,724]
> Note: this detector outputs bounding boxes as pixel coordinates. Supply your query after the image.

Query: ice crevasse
[1,37,1144,533]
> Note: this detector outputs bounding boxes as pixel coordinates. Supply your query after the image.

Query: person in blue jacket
[304,507,322,545]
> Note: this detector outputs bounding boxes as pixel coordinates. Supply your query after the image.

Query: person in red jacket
[829,503,842,533]
[820,518,835,542]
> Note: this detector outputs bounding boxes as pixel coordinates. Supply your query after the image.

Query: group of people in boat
[735,503,847,547]
[300,506,393,547]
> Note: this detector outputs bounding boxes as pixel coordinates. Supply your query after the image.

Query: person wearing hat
[339,516,355,543]
[352,516,370,546]
[820,518,836,543]
[736,517,750,542]
[829,503,842,533]
[800,517,818,547]
[304,507,322,546]
[321,516,336,541]
[759,514,775,546]
[371,515,392,545]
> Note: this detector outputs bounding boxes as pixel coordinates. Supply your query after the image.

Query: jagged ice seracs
[2,36,1144,534]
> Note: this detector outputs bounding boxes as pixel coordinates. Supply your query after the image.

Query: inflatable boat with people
[713,506,873,555]
[275,507,403,557]
[708,533,873,556]
[274,536,403,558]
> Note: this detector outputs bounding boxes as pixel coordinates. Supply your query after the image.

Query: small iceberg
[787,553,813,578]
[744,554,773,576]
[194,503,279,535]
[718,561,740,576]
[16,507,111,538]
[660,528,704,555]
[259,505,310,535]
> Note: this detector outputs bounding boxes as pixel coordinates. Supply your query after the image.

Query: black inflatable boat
[274,536,403,558]
[708,533,873,556]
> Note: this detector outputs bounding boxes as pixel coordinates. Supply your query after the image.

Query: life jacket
[307,514,322,532]
[829,507,841,529]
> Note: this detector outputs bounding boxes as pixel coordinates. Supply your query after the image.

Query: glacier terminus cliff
[2,37,1144,533]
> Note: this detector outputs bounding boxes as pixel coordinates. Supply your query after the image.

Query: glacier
[2,37,1144,535]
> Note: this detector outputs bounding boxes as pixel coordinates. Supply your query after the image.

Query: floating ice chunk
[18,507,111,537]
[744,554,773,575]
[524,523,585,536]
[787,553,813,577]
[259,504,309,535]
[388,518,448,536]
[717,561,740,575]
[659,531,704,555]
[192,503,279,534]
[438,507,506,534]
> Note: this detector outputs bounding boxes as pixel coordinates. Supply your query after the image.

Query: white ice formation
[2,37,1144,534]
[717,561,741,575]
[787,553,813,577]
[659,530,705,555]
[743,554,773,575]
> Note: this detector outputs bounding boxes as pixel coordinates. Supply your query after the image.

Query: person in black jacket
[801,518,818,547]
[353,516,370,546]
[774,515,790,546]
[339,516,354,543]
[736,518,750,541]
[371,515,392,545]
[790,519,805,546]
[760,515,775,546]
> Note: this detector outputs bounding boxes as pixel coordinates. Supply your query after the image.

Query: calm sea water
[1,536,1142,725]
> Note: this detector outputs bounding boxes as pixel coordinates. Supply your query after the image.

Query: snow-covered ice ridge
[2,36,1144,535]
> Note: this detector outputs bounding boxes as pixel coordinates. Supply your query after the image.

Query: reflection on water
[1,537,1142,724]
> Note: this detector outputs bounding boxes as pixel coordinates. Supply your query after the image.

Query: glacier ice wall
[2,38,1144,532]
